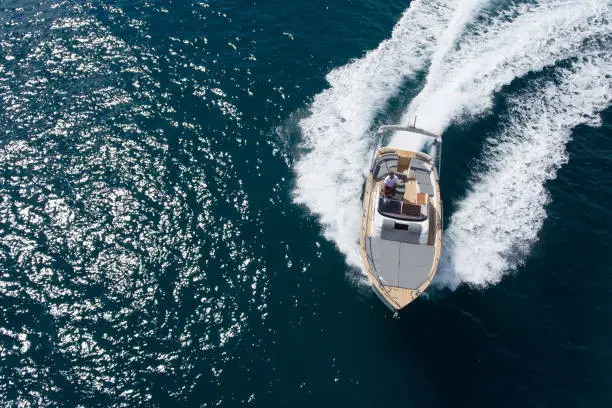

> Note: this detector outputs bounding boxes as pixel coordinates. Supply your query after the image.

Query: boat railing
[378,125,441,143]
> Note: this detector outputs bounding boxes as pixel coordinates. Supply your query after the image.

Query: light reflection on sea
[0,2,272,405]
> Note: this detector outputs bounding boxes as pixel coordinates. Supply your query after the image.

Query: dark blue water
[0,1,610,407]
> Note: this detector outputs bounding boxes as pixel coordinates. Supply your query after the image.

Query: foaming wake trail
[384,0,611,288]
[391,0,611,148]
[426,0,488,87]
[293,0,479,266]
[437,53,611,289]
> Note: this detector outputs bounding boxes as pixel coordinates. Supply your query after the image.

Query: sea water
[0,0,610,406]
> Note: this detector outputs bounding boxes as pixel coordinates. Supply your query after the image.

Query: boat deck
[360,147,443,310]
[365,236,435,289]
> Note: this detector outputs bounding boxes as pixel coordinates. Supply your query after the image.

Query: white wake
[392,0,611,287]
[438,53,611,288]
[293,0,611,289]
[293,0,482,267]
[392,0,611,146]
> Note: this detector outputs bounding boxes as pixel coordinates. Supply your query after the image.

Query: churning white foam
[294,0,610,291]
[437,54,611,289]
[386,0,612,288]
[293,0,462,266]
[392,0,611,146]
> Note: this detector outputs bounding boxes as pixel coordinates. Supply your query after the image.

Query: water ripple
[0,1,268,405]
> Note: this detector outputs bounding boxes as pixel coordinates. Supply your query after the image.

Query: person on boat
[382,171,399,197]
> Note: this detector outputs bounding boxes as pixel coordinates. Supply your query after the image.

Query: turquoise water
[0,0,610,406]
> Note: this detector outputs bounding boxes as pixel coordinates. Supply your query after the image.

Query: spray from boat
[293,0,611,290]
[437,54,611,289]
[293,0,479,268]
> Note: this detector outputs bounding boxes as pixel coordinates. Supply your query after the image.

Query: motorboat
[359,125,443,312]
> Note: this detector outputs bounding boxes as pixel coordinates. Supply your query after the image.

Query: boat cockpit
[371,150,435,223]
